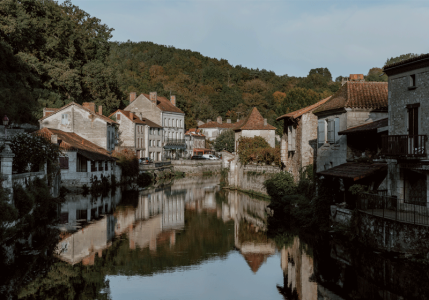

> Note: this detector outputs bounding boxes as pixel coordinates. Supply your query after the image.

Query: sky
[70,0,429,78]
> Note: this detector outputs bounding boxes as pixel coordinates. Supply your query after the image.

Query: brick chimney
[207,119,212,123]
[217,116,222,124]
[130,92,136,103]
[83,102,96,113]
[51,134,58,144]
[98,106,102,115]
[349,74,365,82]
[227,119,231,123]
[150,92,157,104]
[264,118,267,126]
[170,95,176,106]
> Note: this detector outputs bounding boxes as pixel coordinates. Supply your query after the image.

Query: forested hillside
[0,0,418,132]
[109,41,342,132]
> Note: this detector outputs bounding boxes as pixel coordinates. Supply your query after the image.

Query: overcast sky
[70,0,429,78]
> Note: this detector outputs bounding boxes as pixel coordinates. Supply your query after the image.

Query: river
[2,176,429,299]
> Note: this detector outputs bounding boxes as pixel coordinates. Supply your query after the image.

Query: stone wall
[125,94,162,125]
[171,160,222,175]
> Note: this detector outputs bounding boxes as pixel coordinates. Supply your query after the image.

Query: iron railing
[381,135,427,157]
[358,193,429,225]
[165,138,186,145]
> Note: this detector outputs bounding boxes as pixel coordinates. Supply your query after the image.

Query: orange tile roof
[198,121,237,129]
[313,82,388,114]
[142,93,184,114]
[110,110,162,128]
[39,102,118,125]
[234,107,276,131]
[35,128,115,161]
[276,96,331,121]
[185,128,205,137]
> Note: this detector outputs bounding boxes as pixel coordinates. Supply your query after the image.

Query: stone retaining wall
[171,160,222,175]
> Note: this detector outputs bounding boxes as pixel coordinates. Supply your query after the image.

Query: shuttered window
[287,125,296,151]
[318,120,325,146]
[61,114,68,125]
[59,157,69,169]
[117,114,120,120]
[327,119,335,144]
[334,117,340,144]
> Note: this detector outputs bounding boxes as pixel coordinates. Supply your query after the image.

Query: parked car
[190,155,209,160]
[202,154,219,160]
[139,157,153,164]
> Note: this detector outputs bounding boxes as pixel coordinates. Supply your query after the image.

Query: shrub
[112,149,139,178]
[13,184,34,217]
[0,186,18,226]
[237,136,280,166]
[264,171,296,200]
[137,173,152,187]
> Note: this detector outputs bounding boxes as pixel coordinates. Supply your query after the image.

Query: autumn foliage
[112,149,139,177]
[237,136,280,166]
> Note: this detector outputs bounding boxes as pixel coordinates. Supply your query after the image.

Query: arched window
[176,120,178,127]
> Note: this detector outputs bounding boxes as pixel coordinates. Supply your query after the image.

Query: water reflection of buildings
[221,190,276,273]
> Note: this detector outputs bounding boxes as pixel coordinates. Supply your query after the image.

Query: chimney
[170,95,176,106]
[349,74,364,82]
[98,106,102,115]
[51,134,58,144]
[264,118,267,126]
[150,92,157,104]
[83,102,96,113]
[207,119,212,123]
[217,116,222,124]
[130,92,136,103]
[227,119,231,124]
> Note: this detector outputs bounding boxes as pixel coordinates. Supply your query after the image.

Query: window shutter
[327,120,334,144]
[287,125,292,150]
[288,125,296,151]
[292,126,296,150]
[318,120,325,145]
[334,117,340,143]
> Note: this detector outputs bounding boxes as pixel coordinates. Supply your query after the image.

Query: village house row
[277,55,429,208]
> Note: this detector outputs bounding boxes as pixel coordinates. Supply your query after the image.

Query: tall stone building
[276,96,331,181]
[124,92,186,158]
[382,54,429,205]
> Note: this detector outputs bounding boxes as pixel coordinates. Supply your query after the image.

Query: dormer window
[409,74,417,90]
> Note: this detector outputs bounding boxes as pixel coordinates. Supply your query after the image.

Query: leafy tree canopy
[213,129,234,153]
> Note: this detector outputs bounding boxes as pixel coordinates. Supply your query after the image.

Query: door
[408,105,419,151]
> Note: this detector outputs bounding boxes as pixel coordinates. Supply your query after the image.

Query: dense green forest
[0,0,418,133]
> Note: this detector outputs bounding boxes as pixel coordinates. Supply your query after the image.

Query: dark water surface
[2,176,429,299]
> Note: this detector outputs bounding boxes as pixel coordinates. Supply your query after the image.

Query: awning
[317,162,387,181]
[338,118,388,135]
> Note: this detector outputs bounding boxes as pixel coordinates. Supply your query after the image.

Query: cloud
[72,0,429,77]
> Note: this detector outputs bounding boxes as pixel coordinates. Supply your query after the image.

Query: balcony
[381,135,427,158]
[164,138,186,150]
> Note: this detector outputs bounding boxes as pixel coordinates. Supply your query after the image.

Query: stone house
[39,102,117,152]
[312,76,388,173]
[35,128,120,188]
[184,128,206,157]
[382,54,429,205]
[234,107,276,151]
[110,109,163,161]
[198,117,236,141]
[124,92,186,158]
[276,96,331,181]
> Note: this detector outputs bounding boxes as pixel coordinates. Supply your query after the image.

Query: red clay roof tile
[234,107,276,131]
[276,96,331,121]
[142,94,184,114]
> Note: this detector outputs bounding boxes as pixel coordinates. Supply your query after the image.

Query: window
[327,118,340,144]
[287,125,296,151]
[59,157,69,169]
[61,114,68,125]
[410,74,416,87]
[117,113,120,120]
[407,103,420,140]
[157,140,161,147]
[105,161,108,171]
[318,119,326,146]
[176,120,178,127]
[180,120,183,128]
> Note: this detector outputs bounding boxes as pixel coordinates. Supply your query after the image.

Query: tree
[214,130,234,152]
[385,53,421,66]
[366,67,388,82]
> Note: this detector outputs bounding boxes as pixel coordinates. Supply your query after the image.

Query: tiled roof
[35,128,115,161]
[383,53,429,70]
[313,82,388,114]
[39,102,118,125]
[185,128,205,137]
[338,118,388,135]
[317,162,387,181]
[142,94,184,114]
[242,253,267,273]
[276,96,331,121]
[110,110,162,128]
[234,107,276,131]
[198,121,237,129]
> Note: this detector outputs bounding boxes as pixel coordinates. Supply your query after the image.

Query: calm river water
[2,176,429,299]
